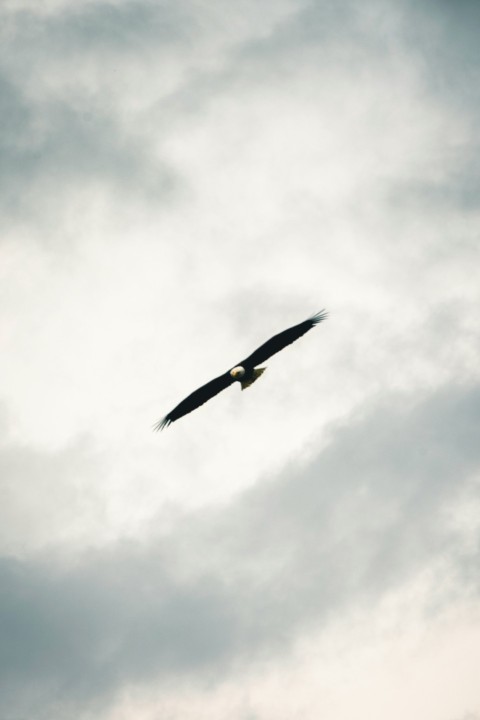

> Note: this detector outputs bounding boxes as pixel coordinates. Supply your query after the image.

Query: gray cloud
[404,0,480,107]
[0,0,300,233]
[0,551,235,718]
[0,1,204,229]
[4,0,478,235]
[0,429,104,555]
[1,381,479,718]
[0,69,177,230]
[381,0,480,218]
[227,0,480,223]
[4,1,209,57]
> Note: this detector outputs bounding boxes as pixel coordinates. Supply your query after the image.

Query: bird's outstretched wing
[239,310,328,369]
[154,371,235,430]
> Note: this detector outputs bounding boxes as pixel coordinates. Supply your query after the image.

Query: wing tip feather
[311,309,328,325]
[153,416,172,431]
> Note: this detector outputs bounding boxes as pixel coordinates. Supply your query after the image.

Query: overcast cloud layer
[1,1,480,718]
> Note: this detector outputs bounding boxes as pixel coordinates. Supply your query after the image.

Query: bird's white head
[230,366,245,379]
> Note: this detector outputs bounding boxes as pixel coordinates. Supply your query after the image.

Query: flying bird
[154,310,327,430]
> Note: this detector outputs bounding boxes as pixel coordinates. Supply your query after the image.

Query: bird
[154,310,328,430]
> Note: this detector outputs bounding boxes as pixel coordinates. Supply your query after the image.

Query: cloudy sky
[1,0,480,718]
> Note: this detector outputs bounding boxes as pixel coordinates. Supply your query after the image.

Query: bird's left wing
[154,371,235,430]
[239,310,327,368]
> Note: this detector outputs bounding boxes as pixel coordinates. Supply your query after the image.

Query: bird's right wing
[154,371,235,430]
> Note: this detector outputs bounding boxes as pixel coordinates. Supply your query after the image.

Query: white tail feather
[241,367,266,390]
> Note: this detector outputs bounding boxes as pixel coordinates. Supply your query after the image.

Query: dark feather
[238,310,328,369]
[153,371,235,430]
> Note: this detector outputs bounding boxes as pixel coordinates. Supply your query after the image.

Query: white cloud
[1,0,480,717]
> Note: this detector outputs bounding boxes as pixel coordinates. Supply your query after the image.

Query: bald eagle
[154,310,327,430]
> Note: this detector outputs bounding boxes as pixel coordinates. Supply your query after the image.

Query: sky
[1,0,480,718]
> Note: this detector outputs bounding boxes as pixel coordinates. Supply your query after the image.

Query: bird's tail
[241,367,266,390]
